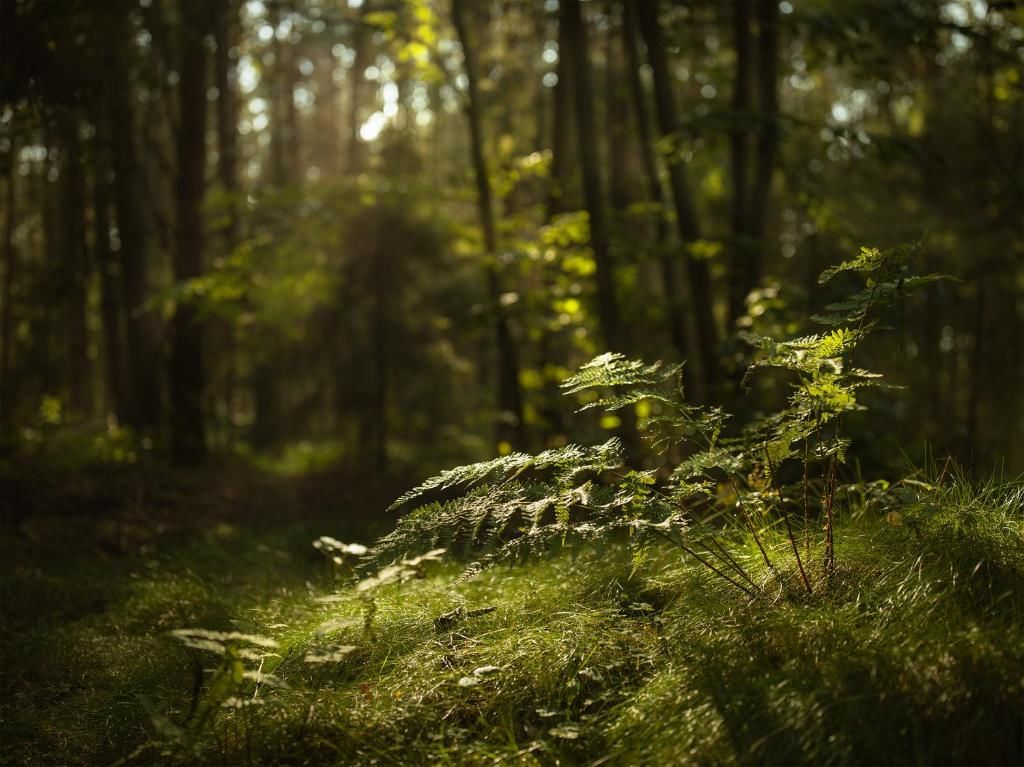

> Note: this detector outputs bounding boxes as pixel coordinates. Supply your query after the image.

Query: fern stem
[648,527,755,597]
[729,475,774,573]
[802,436,811,554]
[703,537,757,587]
[766,449,813,595]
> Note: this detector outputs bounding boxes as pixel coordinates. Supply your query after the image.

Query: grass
[2,466,1022,766]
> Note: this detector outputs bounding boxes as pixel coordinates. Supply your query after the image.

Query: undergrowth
[5,244,1021,765]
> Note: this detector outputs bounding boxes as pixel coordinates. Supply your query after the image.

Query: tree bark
[347,0,372,175]
[214,0,240,446]
[92,131,128,423]
[0,133,16,432]
[452,0,525,449]
[268,1,288,187]
[605,5,632,214]
[546,4,574,217]
[169,0,211,465]
[59,112,92,417]
[634,0,715,399]
[622,2,686,358]
[106,25,162,432]
[728,0,752,327]
[561,0,621,353]
[746,0,779,305]
[214,0,240,246]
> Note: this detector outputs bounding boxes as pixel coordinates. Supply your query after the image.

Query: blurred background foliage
[0,0,1020,482]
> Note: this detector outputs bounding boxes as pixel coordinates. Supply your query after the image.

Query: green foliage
[370,244,944,594]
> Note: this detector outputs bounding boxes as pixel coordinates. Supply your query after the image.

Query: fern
[366,242,945,597]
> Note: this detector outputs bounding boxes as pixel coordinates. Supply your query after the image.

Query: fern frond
[387,438,624,512]
[561,353,680,396]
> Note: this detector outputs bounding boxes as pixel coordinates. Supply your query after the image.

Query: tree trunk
[169,0,211,466]
[0,134,16,432]
[347,0,372,175]
[106,27,162,432]
[546,5,575,217]
[727,0,752,327]
[372,234,389,470]
[622,2,687,358]
[214,0,240,246]
[561,0,620,353]
[746,0,779,304]
[451,0,525,450]
[268,1,288,187]
[214,0,240,446]
[59,112,92,417]
[605,5,632,215]
[317,44,341,178]
[635,0,716,399]
[92,131,128,423]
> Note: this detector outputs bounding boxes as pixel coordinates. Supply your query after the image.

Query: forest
[0,0,1022,764]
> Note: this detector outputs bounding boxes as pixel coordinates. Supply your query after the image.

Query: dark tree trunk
[561,0,620,353]
[92,133,128,423]
[728,0,752,327]
[347,0,372,175]
[605,5,632,215]
[452,0,526,449]
[635,0,717,399]
[214,0,240,246]
[622,2,687,358]
[284,51,301,184]
[59,113,92,417]
[317,45,341,178]
[169,0,211,466]
[0,134,15,432]
[746,0,779,303]
[214,0,240,445]
[372,237,389,470]
[546,5,575,217]
[268,1,288,187]
[106,28,162,432]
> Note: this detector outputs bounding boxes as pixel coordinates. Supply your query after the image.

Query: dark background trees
[0,0,1020,476]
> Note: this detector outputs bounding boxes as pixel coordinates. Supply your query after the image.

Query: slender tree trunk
[634,0,715,399]
[746,0,779,303]
[318,45,341,178]
[347,0,372,175]
[268,2,288,187]
[622,3,686,357]
[535,8,574,445]
[169,0,211,465]
[283,37,301,184]
[215,0,240,446]
[372,236,389,469]
[728,0,752,327]
[215,0,240,246]
[0,134,16,432]
[546,7,574,217]
[605,6,632,215]
[60,113,92,417]
[561,0,620,353]
[92,131,127,423]
[39,126,59,395]
[106,29,161,432]
[452,0,525,449]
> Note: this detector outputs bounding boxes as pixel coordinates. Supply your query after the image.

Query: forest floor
[1,456,1022,766]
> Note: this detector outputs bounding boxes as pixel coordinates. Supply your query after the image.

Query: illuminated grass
[2,478,1022,765]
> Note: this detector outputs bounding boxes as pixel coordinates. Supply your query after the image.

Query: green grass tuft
[3,477,1022,765]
